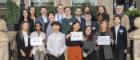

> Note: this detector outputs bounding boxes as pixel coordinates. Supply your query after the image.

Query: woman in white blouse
[30,22,46,60]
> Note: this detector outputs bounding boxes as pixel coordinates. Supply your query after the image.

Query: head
[35,22,42,32]
[51,21,61,32]
[75,7,82,16]
[83,26,94,40]
[84,12,92,21]
[57,4,64,14]
[115,5,124,15]
[97,13,103,22]
[20,22,29,31]
[113,15,121,25]
[29,6,35,15]
[97,5,107,14]
[83,6,91,13]
[48,12,55,21]
[22,9,30,18]
[64,7,71,16]
[71,21,80,32]
[99,20,109,32]
[40,7,47,16]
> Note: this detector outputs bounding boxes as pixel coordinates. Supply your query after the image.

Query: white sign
[30,37,43,46]
[97,36,110,45]
[71,32,83,41]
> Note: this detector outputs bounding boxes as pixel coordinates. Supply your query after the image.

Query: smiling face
[64,8,71,16]
[98,7,105,14]
[75,8,82,16]
[114,16,121,25]
[48,13,55,21]
[30,7,35,15]
[57,5,64,14]
[85,27,92,36]
[100,21,107,30]
[35,23,41,31]
[115,6,124,15]
[23,10,28,18]
[22,23,29,31]
[73,22,80,31]
[40,8,47,15]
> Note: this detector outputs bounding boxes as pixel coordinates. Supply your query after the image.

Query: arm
[58,35,66,55]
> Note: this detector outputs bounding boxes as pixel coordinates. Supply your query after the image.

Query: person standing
[66,21,83,60]
[82,26,97,60]
[95,20,113,60]
[47,21,66,60]
[30,22,46,60]
[16,22,33,60]
[111,16,127,60]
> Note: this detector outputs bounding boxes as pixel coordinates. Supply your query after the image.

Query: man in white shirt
[55,4,65,23]
[47,21,66,60]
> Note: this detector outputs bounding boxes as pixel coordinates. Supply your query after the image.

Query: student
[36,7,48,32]
[97,5,110,22]
[81,12,97,31]
[16,22,33,60]
[82,26,97,60]
[45,12,56,37]
[74,7,84,23]
[47,21,66,60]
[61,7,76,34]
[111,16,127,60]
[95,20,113,60]
[55,4,65,23]
[30,22,46,60]
[66,21,83,60]
[29,6,36,32]
[110,5,130,31]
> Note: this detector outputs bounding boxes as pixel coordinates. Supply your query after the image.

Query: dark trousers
[113,47,126,60]
[83,51,97,60]
[18,56,34,60]
[48,54,65,60]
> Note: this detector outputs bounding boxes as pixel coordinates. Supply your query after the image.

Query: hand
[29,53,32,57]
[83,52,87,57]
[124,49,127,53]
[66,34,71,39]
[20,51,26,57]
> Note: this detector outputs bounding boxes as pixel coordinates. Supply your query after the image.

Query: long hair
[19,9,31,23]
[99,20,110,32]
[97,5,108,14]
[83,26,94,41]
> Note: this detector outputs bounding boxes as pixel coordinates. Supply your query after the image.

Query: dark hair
[51,21,61,27]
[70,21,80,31]
[83,6,92,13]
[40,6,47,10]
[19,9,31,23]
[84,12,92,16]
[35,22,43,31]
[113,15,121,21]
[97,5,108,14]
[64,6,71,12]
[48,11,55,17]
[83,26,94,41]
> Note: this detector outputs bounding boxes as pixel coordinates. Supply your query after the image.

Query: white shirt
[55,13,65,23]
[22,31,28,47]
[47,32,66,57]
[115,25,120,44]
[30,31,46,55]
[42,16,48,23]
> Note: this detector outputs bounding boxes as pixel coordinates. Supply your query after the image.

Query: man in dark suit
[111,15,127,60]
[36,7,48,32]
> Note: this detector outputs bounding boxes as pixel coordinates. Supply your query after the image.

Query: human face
[85,27,92,36]
[75,8,82,16]
[98,7,105,14]
[73,23,80,31]
[23,10,28,18]
[30,7,35,15]
[114,17,121,25]
[115,6,124,15]
[101,21,107,30]
[35,23,41,31]
[84,15,92,21]
[64,8,71,16]
[52,25,60,32]
[48,13,55,21]
[22,23,29,31]
[57,5,64,13]
[40,8,47,15]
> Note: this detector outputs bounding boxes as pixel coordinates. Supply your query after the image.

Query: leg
[119,50,126,60]
[39,51,45,60]
[48,54,57,60]
[58,54,65,60]
[34,51,39,60]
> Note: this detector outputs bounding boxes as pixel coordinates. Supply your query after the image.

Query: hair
[29,6,36,16]
[99,20,110,32]
[113,15,121,21]
[83,5,92,13]
[64,6,71,12]
[115,5,124,10]
[47,11,55,17]
[97,5,108,14]
[57,4,63,8]
[51,21,61,27]
[40,6,47,10]
[83,26,94,41]
[19,9,31,23]
[75,7,82,11]
[84,11,92,16]
[70,21,80,32]
[35,22,43,31]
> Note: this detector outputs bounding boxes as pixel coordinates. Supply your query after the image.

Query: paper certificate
[97,36,110,45]
[71,32,83,41]
[30,37,43,46]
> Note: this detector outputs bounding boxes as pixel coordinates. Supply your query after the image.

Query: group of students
[16,4,129,60]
